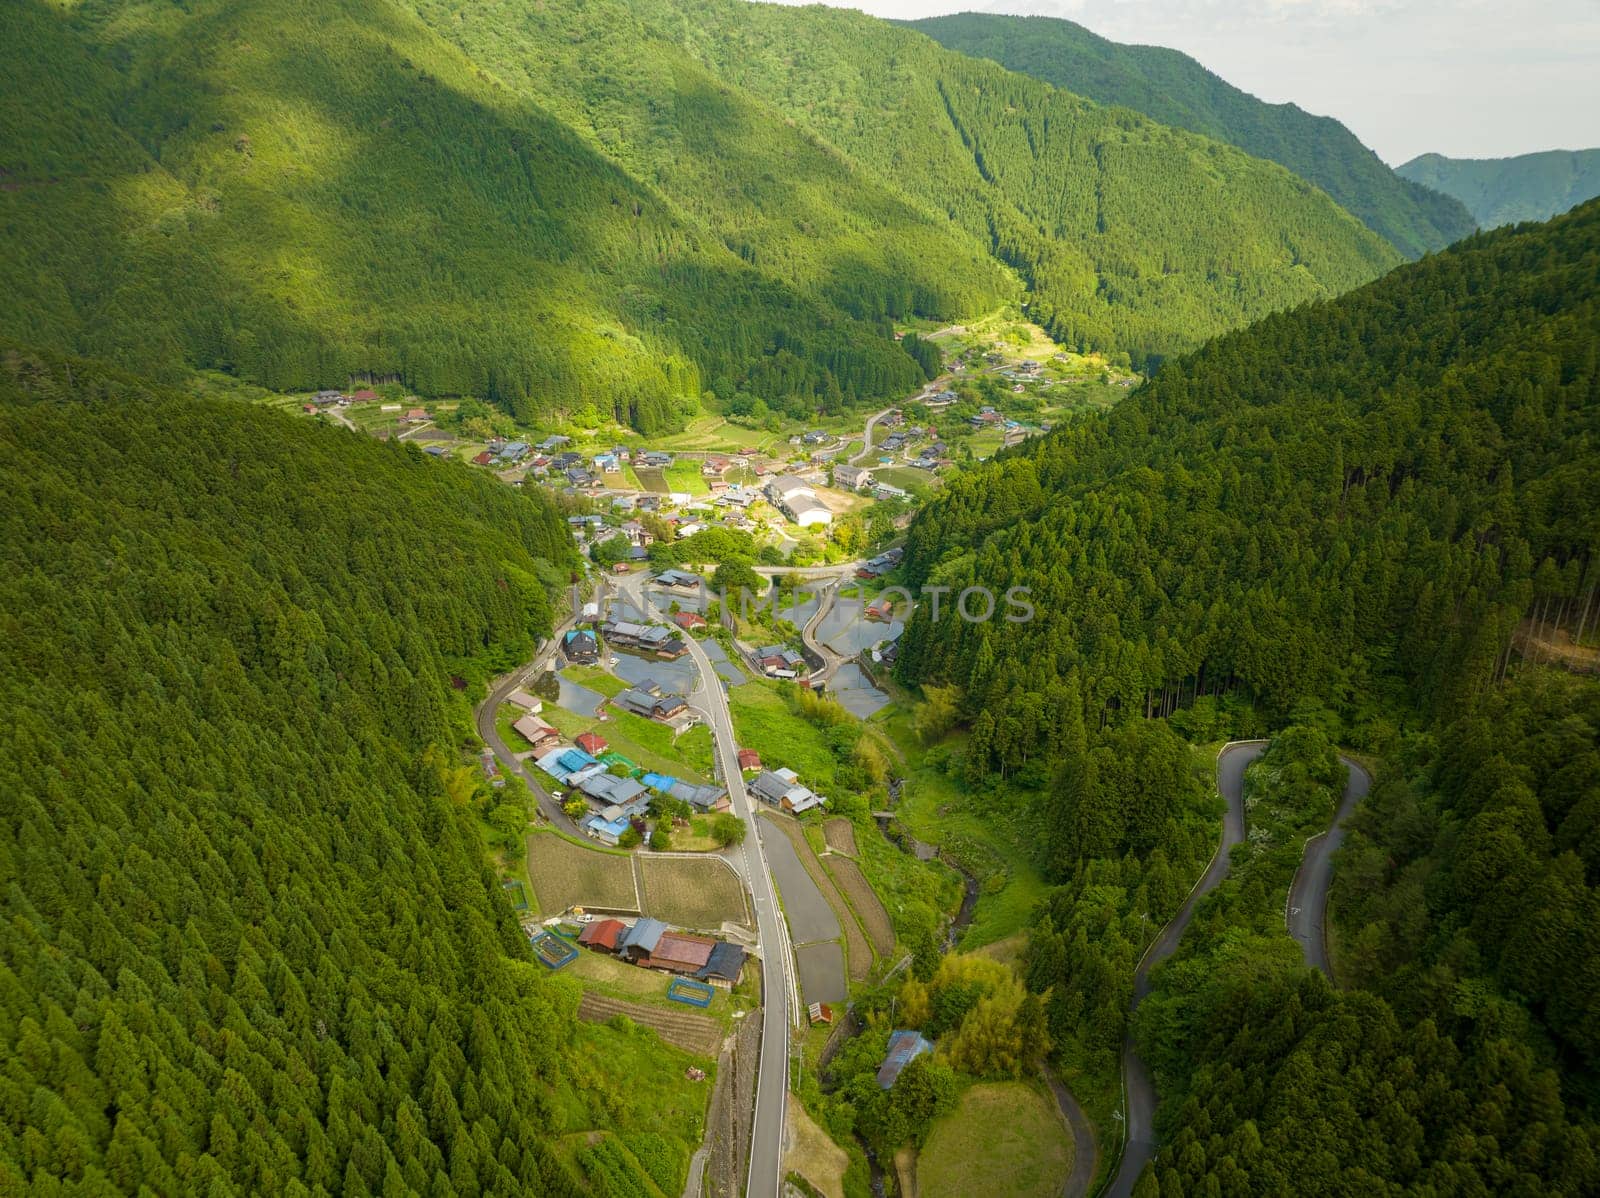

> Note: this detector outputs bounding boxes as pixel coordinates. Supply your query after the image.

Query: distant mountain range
[0,0,1401,426]
[1396,149,1600,229]
[904,11,1477,258]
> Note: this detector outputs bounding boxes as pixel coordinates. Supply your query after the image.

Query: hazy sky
[772,0,1600,164]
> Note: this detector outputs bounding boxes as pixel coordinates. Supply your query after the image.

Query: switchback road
[1287,757,1371,974]
[1105,740,1256,1198]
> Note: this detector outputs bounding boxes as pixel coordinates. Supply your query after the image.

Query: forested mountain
[1398,147,1600,228]
[898,199,1600,1191]
[904,11,1477,258]
[2,0,1398,426]
[527,0,1400,367]
[0,347,631,1192]
[0,0,988,430]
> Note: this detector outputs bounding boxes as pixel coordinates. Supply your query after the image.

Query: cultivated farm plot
[822,818,858,857]
[826,855,895,958]
[578,992,724,1058]
[634,468,669,494]
[638,856,751,930]
[527,832,640,915]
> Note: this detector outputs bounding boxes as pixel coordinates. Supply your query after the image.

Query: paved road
[848,406,901,466]
[618,574,797,1198]
[1106,740,1256,1198]
[1287,756,1372,974]
[799,581,849,685]
[1043,1066,1099,1198]
[475,619,582,832]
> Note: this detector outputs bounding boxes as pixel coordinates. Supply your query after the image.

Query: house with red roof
[575,731,608,755]
[577,918,625,952]
[737,749,761,772]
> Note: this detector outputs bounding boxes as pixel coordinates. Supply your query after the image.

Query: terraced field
[763,813,871,980]
[822,818,858,856]
[826,855,895,958]
[578,992,725,1058]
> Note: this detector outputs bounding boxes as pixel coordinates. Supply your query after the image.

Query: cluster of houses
[764,476,833,528]
[601,618,688,661]
[535,732,730,846]
[575,916,747,987]
[748,764,827,815]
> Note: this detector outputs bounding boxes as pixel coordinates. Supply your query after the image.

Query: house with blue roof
[640,772,678,793]
[876,1031,934,1088]
[534,746,600,784]
[583,813,632,847]
[618,918,668,961]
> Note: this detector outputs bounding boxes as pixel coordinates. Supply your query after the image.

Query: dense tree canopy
[907,12,1477,258]
[898,201,1600,1192]
[2,0,1401,425]
[0,348,635,1193]
[899,198,1600,741]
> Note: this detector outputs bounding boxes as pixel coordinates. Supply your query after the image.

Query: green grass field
[878,706,1048,948]
[526,829,640,913]
[540,703,711,783]
[562,664,628,698]
[663,461,710,496]
[728,681,840,788]
[917,1083,1070,1198]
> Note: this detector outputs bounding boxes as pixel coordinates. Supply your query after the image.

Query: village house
[873,482,909,502]
[755,644,807,678]
[583,813,632,847]
[737,748,762,772]
[701,455,730,476]
[616,687,690,722]
[562,629,600,664]
[537,435,571,451]
[575,731,608,756]
[654,569,702,590]
[833,464,873,490]
[512,714,560,751]
[750,766,827,814]
[671,610,706,631]
[578,919,625,953]
[403,407,429,423]
[534,745,603,785]
[507,688,542,712]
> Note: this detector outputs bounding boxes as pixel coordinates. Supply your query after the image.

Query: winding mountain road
[1287,757,1371,974]
[1104,740,1255,1198]
[1107,739,1371,1194]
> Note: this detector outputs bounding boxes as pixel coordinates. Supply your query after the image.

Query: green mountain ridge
[904,10,1478,258]
[899,198,1600,1192]
[0,346,639,1193]
[1397,147,1600,228]
[2,0,1399,425]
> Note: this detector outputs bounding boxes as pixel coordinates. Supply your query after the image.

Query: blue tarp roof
[640,772,677,792]
[876,1031,933,1089]
[697,942,747,981]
